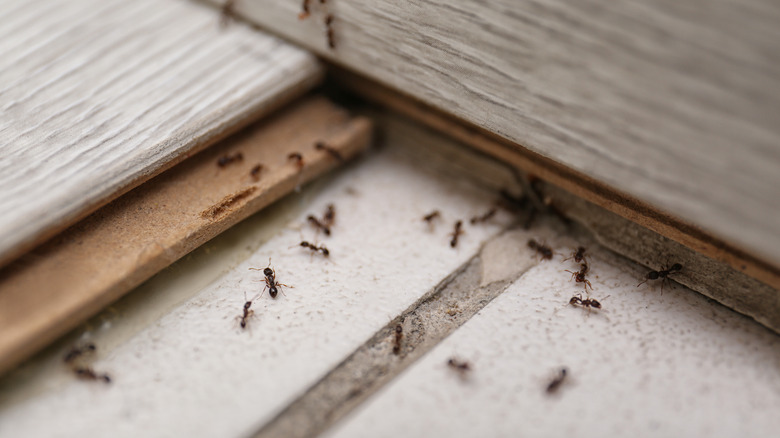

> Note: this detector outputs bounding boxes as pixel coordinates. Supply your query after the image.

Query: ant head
[322,248,330,256]
[264,267,274,277]
[671,263,682,271]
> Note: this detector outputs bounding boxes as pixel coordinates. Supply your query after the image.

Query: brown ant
[238,292,259,329]
[288,152,304,171]
[63,343,96,364]
[217,152,243,167]
[569,293,608,314]
[298,0,310,19]
[423,210,441,223]
[637,263,682,293]
[565,263,592,291]
[546,368,567,394]
[527,239,553,260]
[469,207,497,225]
[392,325,403,355]
[314,141,343,161]
[297,240,330,257]
[324,14,335,49]
[249,260,290,298]
[307,204,335,236]
[449,220,464,248]
[74,367,111,384]
[249,164,264,181]
[447,357,472,378]
[564,246,588,264]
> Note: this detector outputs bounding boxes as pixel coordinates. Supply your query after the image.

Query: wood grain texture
[0,0,323,268]
[0,96,372,376]
[339,72,780,291]
[205,0,780,269]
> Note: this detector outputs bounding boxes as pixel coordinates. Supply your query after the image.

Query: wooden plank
[338,73,780,291]
[0,96,372,376]
[206,0,780,269]
[0,0,323,268]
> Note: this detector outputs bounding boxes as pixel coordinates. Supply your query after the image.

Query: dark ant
[564,246,588,264]
[637,263,682,293]
[314,141,343,161]
[527,239,553,260]
[63,343,96,364]
[447,357,472,378]
[323,204,335,226]
[469,207,497,225]
[392,325,403,355]
[298,0,310,19]
[249,260,290,298]
[569,293,608,314]
[238,292,259,329]
[217,152,243,167]
[249,164,264,181]
[565,263,592,291]
[74,366,111,384]
[288,152,304,171]
[546,368,567,394]
[307,215,331,236]
[325,14,335,49]
[449,220,464,248]
[298,240,330,257]
[423,210,441,223]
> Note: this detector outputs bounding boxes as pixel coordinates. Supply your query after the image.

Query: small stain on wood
[200,187,257,219]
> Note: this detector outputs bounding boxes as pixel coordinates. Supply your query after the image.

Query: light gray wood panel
[0,0,322,266]
[211,0,780,268]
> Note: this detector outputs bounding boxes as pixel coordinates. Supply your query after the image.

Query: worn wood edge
[0,70,323,270]
[330,69,780,291]
[365,109,779,334]
[0,95,372,376]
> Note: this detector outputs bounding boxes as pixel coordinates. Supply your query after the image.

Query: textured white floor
[0,143,508,438]
[326,238,780,438]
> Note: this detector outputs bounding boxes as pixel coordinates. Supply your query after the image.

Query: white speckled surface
[326,239,780,438]
[0,143,509,438]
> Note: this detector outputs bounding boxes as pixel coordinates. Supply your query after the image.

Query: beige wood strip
[0,96,372,376]
[0,0,322,268]
[336,71,780,292]
[204,0,780,270]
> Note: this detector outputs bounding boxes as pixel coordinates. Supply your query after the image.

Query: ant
[565,263,592,291]
[314,141,343,161]
[297,240,330,257]
[249,260,290,298]
[528,239,553,260]
[324,14,335,49]
[217,152,243,167]
[238,292,259,329]
[569,293,608,314]
[63,343,96,364]
[288,152,304,171]
[546,368,567,394]
[637,262,682,293]
[249,164,264,181]
[392,325,403,355]
[323,204,335,225]
[307,204,335,236]
[469,207,497,225]
[307,215,331,236]
[74,367,111,384]
[449,220,464,248]
[423,210,441,223]
[563,246,588,265]
[447,357,472,378]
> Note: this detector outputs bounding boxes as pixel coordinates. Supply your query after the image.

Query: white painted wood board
[204,0,780,269]
[327,236,780,438]
[0,0,322,266]
[0,137,510,437]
